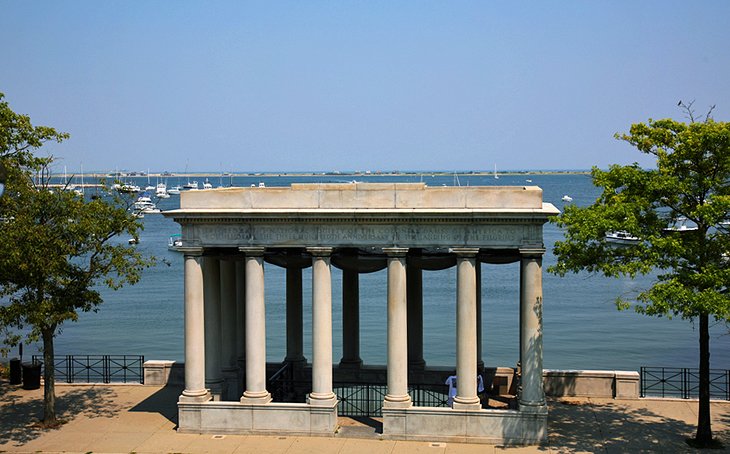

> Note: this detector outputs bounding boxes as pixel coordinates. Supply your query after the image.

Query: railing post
[640,367,644,397]
[106,355,111,384]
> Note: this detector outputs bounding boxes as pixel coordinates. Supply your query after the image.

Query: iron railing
[267,367,451,417]
[640,367,730,400]
[268,362,294,402]
[32,355,145,384]
[333,382,449,417]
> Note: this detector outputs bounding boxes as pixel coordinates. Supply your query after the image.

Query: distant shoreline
[64,170,592,178]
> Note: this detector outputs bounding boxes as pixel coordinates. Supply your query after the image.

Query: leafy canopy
[551,116,730,321]
[0,91,152,347]
[0,172,151,343]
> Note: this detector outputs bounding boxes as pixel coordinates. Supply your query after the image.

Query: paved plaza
[1,382,729,453]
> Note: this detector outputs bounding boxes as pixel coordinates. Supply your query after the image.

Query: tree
[0,92,153,426]
[550,102,730,448]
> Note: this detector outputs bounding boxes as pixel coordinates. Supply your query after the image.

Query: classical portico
[165,182,558,444]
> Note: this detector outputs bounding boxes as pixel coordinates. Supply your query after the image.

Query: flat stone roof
[173,183,559,214]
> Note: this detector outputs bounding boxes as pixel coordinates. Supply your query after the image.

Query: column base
[383,394,412,409]
[179,389,211,403]
[452,396,482,411]
[518,399,548,414]
[285,355,307,364]
[240,390,272,405]
[206,379,224,401]
[338,358,363,368]
[307,392,338,407]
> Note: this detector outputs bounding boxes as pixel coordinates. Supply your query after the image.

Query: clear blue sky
[2,1,729,173]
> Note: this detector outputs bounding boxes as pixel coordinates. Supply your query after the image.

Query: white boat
[202,178,213,190]
[494,164,499,179]
[605,230,640,245]
[183,180,199,190]
[133,194,161,214]
[663,217,698,233]
[561,195,573,202]
[155,182,170,198]
[116,182,141,193]
[167,185,181,195]
[168,233,183,251]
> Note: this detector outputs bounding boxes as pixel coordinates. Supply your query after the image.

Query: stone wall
[143,361,640,399]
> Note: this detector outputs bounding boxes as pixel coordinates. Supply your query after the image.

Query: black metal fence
[32,355,145,384]
[334,382,449,417]
[640,367,730,400]
[268,362,294,402]
[267,367,451,417]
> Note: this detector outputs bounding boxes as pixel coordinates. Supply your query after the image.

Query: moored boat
[605,230,640,245]
[168,233,183,251]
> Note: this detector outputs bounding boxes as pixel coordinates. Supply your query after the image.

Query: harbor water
[46,173,730,372]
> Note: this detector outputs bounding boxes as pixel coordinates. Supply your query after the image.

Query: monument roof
[166,183,560,215]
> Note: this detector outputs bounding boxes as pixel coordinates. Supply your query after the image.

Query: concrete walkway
[1,382,728,453]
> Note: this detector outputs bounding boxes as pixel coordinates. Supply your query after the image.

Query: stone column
[307,247,337,406]
[383,247,412,409]
[407,262,425,369]
[285,267,306,364]
[452,248,481,410]
[179,248,210,402]
[519,248,547,412]
[203,255,223,400]
[219,258,237,400]
[235,260,246,397]
[240,247,271,404]
[340,268,362,367]
[476,262,484,372]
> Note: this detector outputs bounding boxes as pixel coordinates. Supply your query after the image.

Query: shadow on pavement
[547,398,699,453]
[129,383,183,426]
[0,382,121,445]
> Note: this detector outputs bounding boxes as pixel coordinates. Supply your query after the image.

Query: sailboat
[73,164,84,196]
[494,164,499,179]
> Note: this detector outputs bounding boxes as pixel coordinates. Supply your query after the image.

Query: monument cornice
[166,212,555,226]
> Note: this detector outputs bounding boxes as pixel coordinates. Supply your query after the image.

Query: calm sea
[43,173,730,372]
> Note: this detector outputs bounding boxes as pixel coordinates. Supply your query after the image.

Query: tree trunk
[41,325,57,426]
[694,312,712,445]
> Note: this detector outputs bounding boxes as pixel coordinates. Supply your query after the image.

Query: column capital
[240,246,265,256]
[383,247,408,257]
[178,246,204,256]
[307,246,333,257]
[451,247,480,257]
[519,247,546,258]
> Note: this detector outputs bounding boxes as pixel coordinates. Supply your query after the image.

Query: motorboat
[155,183,170,198]
[133,194,161,214]
[663,217,698,233]
[605,230,640,245]
[202,178,213,190]
[116,182,141,193]
[167,186,181,195]
[168,233,183,251]
[561,195,573,202]
[183,180,199,190]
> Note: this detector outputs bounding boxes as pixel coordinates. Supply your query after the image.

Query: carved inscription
[192,222,536,248]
